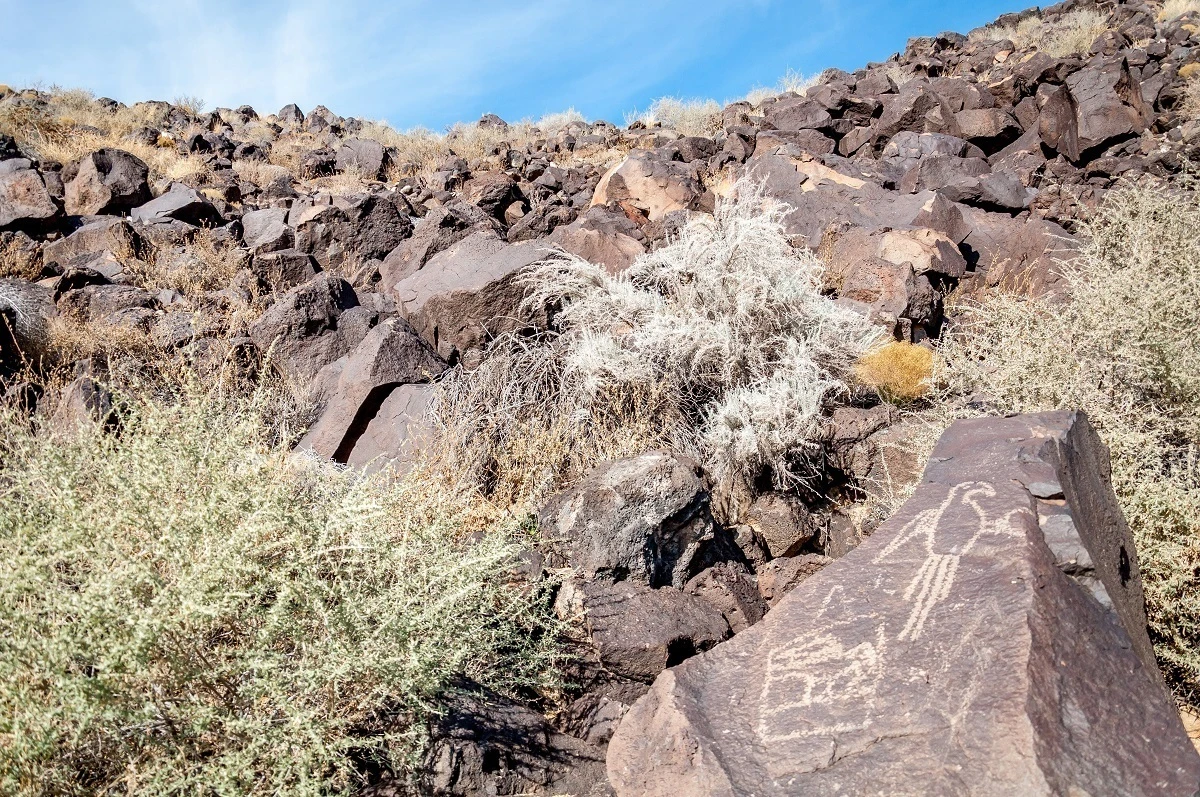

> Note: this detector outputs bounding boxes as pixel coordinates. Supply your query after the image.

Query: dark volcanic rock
[389,232,549,364]
[131,183,222,227]
[64,149,150,216]
[248,273,367,385]
[539,450,716,589]
[1065,56,1150,161]
[560,577,730,683]
[0,168,58,230]
[378,201,500,293]
[297,318,445,464]
[422,683,610,797]
[607,411,1200,796]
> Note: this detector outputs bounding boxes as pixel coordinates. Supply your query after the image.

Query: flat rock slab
[607,411,1200,796]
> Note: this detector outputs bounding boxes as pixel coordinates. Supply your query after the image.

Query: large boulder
[291,197,413,271]
[0,168,58,230]
[744,153,969,249]
[462,171,520,220]
[953,108,1021,154]
[389,232,550,365]
[131,183,222,227]
[334,192,413,261]
[297,318,445,464]
[240,207,295,255]
[421,683,609,797]
[762,96,833,132]
[548,206,645,274]
[956,206,1076,298]
[249,248,318,292]
[539,451,715,589]
[63,149,150,216]
[337,383,437,473]
[875,80,960,139]
[558,577,730,683]
[42,217,140,267]
[248,274,370,385]
[591,150,711,222]
[57,283,159,321]
[606,411,1200,796]
[378,200,500,293]
[334,138,390,180]
[0,278,56,369]
[1063,56,1150,161]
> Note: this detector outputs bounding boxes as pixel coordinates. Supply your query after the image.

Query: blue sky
[1,0,1034,131]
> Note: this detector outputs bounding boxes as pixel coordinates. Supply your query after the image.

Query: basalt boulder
[539,450,716,589]
[63,149,150,216]
[606,411,1200,796]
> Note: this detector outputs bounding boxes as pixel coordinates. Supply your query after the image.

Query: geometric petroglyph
[875,482,1026,641]
[756,626,887,743]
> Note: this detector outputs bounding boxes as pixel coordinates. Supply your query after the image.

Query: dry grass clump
[171,94,205,116]
[31,128,209,183]
[125,230,248,298]
[970,14,1046,47]
[533,107,586,134]
[0,87,210,180]
[308,163,374,194]
[0,379,562,796]
[436,178,882,510]
[365,111,584,180]
[1180,70,1200,118]
[1160,0,1200,21]
[940,176,1200,708]
[972,9,1110,57]
[854,341,933,402]
[267,131,328,175]
[45,315,160,365]
[625,97,722,136]
[232,159,293,188]
[744,68,820,106]
[0,235,42,281]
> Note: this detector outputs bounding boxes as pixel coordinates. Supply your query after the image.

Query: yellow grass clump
[854,341,934,402]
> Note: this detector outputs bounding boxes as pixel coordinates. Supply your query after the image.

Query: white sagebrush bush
[940,176,1200,707]
[437,179,882,504]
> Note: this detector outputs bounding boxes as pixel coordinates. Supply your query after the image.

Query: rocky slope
[4,0,1200,793]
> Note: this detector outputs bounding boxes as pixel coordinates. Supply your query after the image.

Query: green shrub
[940,176,1200,708]
[0,385,561,796]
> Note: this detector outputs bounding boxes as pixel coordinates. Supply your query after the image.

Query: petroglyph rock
[607,411,1200,796]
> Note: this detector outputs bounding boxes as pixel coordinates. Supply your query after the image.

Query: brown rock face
[591,151,710,222]
[607,411,1200,796]
[0,168,58,230]
[1065,56,1150,160]
[390,232,550,365]
[63,148,150,216]
[297,318,445,464]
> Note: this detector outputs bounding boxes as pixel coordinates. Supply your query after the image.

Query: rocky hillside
[4,0,1200,794]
